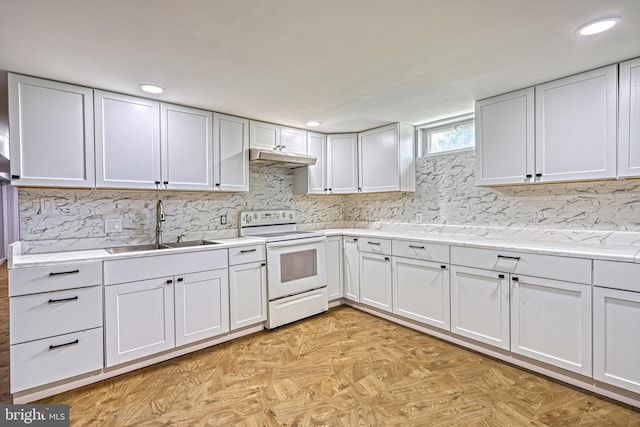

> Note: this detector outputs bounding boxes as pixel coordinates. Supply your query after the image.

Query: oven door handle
[266,236,326,248]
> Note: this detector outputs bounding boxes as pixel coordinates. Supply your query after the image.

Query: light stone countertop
[9,237,266,269]
[10,227,640,269]
[322,228,640,263]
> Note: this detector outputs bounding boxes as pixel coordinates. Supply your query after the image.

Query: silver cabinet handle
[240,249,257,253]
[368,241,381,245]
[409,245,425,249]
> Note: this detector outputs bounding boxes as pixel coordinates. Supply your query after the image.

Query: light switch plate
[40,198,54,214]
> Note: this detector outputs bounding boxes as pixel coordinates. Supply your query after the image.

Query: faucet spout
[156,200,165,245]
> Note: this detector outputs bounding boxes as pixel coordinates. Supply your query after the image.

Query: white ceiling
[1,0,640,133]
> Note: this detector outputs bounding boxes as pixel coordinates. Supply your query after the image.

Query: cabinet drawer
[450,246,591,284]
[10,327,104,393]
[104,249,227,285]
[392,240,449,263]
[229,244,266,266]
[593,260,640,292]
[9,262,102,297]
[358,237,391,255]
[10,285,103,345]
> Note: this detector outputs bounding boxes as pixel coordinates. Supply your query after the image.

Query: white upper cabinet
[535,64,617,182]
[618,58,640,178]
[358,123,415,193]
[280,126,307,154]
[293,132,327,194]
[8,74,95,188]
[476,64,618,185]
[327,133,358,193]
[213,113,249,192]
[250,120,280,150]
[249,121,307,154]
[161,103,214,191]
[475,88,534,186]
[95,91,161,189]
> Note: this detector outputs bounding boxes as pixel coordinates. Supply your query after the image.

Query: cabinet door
[358,124,399,192]
[95,91,161,189]
[360,252,392,312]
[229,261,267,330]
[327,134,358,194]
[250,120,279,150]
[393,257,450,330]
[295,132,326,194]
[475,88,534,186]
[327,236,343,300]
[618,58,640,178]
[343,237,360,301]
[511,275,591,375]
[594,287,640,393]
[161,103,214,191]
[450,265,509,350]
[8,74,95,188]
[105,277,175,367]
[175,269,229,345]
[281,127,307,154]
[213,113,249,192]
[535,65,617,182]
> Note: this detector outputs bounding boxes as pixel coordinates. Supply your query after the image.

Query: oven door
[266,236,327,300]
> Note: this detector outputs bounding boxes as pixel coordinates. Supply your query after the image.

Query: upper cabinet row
[293,123,415,194]
[9,74,249,191]
[476,58,640,186]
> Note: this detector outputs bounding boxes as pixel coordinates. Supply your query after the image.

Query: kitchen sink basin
[106,243,169,254]
[160,240,221,248]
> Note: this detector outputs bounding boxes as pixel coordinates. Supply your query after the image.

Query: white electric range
[239,210,328,328]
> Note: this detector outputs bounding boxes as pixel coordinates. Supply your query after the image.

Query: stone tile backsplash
[18,150,640,252]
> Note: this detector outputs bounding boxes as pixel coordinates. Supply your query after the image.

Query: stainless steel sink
[160,240,221,248]
[106,243,169,254]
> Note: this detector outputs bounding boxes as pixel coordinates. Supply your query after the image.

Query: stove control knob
[289,213,293,219]
[281,212,285,218]
[245,215,251,223]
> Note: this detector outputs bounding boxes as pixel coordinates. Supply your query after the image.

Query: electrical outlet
[40,198,54,214]
[415,213,423,223]
[220,214,227,225]
[105,218,123,234]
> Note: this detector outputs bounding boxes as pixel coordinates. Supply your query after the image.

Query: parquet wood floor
[29,304,638,426]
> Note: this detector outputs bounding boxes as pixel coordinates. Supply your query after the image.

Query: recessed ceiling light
[576,16,620,36]
[306,121,321,127]
[139,83,165,94]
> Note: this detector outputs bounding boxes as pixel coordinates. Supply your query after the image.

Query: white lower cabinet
[392,257,450,330]
[105,277,176,367]
[343,237,360,302]
[360,252,392,312]
[450,265,510,350]
[229,261,267,330]
[175,269,229,345]
[326,236,343,300]
[510,275,592,375]
[593,287,640,393]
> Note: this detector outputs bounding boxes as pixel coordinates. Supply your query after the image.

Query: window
[418,113,475,156]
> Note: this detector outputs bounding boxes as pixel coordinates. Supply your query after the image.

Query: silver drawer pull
[409,245,425,250]
[497,255,521,261]
[240,249,257,253]
[49,269,80,277]
[48,296,79,304]
[49,339,79,350]
[368,241,381,245]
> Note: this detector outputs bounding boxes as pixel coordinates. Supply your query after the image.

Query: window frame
[417,113,475,157]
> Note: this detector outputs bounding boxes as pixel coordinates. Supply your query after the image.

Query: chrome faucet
[156,200,165,245]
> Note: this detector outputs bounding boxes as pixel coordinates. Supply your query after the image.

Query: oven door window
[280,249,318,283]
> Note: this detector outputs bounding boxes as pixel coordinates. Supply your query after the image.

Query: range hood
[249,148,317,169]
